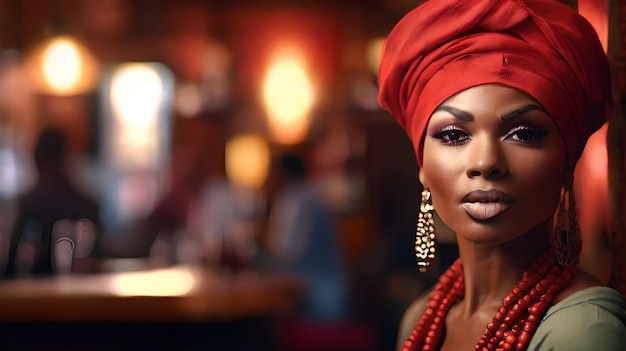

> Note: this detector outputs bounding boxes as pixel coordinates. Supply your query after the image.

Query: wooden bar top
[0,264,303,322]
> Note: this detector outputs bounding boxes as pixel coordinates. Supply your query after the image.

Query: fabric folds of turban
[377,0,611,167]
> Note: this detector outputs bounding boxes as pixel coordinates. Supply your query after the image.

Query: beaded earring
[553,187,581,266]
[416,189,436,272]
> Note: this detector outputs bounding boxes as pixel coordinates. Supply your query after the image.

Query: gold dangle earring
[553,187,582,266]
[416,189,436,272]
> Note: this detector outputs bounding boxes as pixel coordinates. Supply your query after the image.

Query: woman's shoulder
[396,289,433,349]
[529,286,626,350]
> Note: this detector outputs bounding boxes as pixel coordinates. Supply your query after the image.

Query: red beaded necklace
[402,249,576,351]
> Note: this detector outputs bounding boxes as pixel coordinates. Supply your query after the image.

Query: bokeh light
[225,133,270,190]
[263,50,315,144]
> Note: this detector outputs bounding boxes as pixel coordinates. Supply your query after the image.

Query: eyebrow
[433,104,546,121]
[434,106,473,121]
[500,104,546,120]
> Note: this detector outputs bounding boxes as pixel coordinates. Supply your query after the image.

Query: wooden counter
[0,264,304,322]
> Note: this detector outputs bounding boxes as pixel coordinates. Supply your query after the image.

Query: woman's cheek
[422,164,459,206]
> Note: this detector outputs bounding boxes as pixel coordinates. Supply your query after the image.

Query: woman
[377,0,626,350]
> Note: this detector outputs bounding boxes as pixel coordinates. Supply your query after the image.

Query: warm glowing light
[110,63,165,168]
[42,38,83,92]
[111,64,164,126]
[225,134,270,190]
[367,37,385,76]
[263,54,314,144]
[28,35,99,96]
[111,267,196,296]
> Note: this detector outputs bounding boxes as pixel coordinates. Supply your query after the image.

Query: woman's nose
[465,137,507,179]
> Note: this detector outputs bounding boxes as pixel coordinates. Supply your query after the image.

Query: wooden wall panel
[607,0,626,295]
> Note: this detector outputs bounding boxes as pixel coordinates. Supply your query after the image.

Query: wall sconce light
[263,48,315,145]
[25,34,99,96]
[225,133,270,190]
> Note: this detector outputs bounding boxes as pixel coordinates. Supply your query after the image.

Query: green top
[529,286,626,350]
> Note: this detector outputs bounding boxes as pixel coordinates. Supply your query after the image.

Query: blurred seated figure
[4,126,100,277]
[144,145,205,267]
[264,153,349,322]
[191,174,264,271]
[575,122,625,296]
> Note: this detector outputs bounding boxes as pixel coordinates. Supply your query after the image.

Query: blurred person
[575,121,626,297]
[144,144,205,266]
[0,120,36,275]
[5,126,100,277]
[148,146,203,235]
[377,0,626,350]
[191,160,263,271]
[264,153,349,322]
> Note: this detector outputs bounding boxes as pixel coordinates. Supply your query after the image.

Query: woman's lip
[462,189,512,203]
[462,202,510,221]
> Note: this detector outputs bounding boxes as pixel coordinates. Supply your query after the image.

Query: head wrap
[377,0,611,167]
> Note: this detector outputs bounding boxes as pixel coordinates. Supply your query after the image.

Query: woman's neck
[455,221,552,316]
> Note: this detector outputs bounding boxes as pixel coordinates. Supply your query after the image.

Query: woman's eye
[432,127,470,145]
[503,125,548,143]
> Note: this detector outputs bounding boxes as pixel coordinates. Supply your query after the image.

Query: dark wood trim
[607,0,626,295]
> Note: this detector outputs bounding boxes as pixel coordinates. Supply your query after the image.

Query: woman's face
[420,84,567,245]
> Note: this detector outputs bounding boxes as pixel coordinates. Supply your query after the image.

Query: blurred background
[0,0,622,350]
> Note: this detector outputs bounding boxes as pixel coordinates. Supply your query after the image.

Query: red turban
[377,0,611,167]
